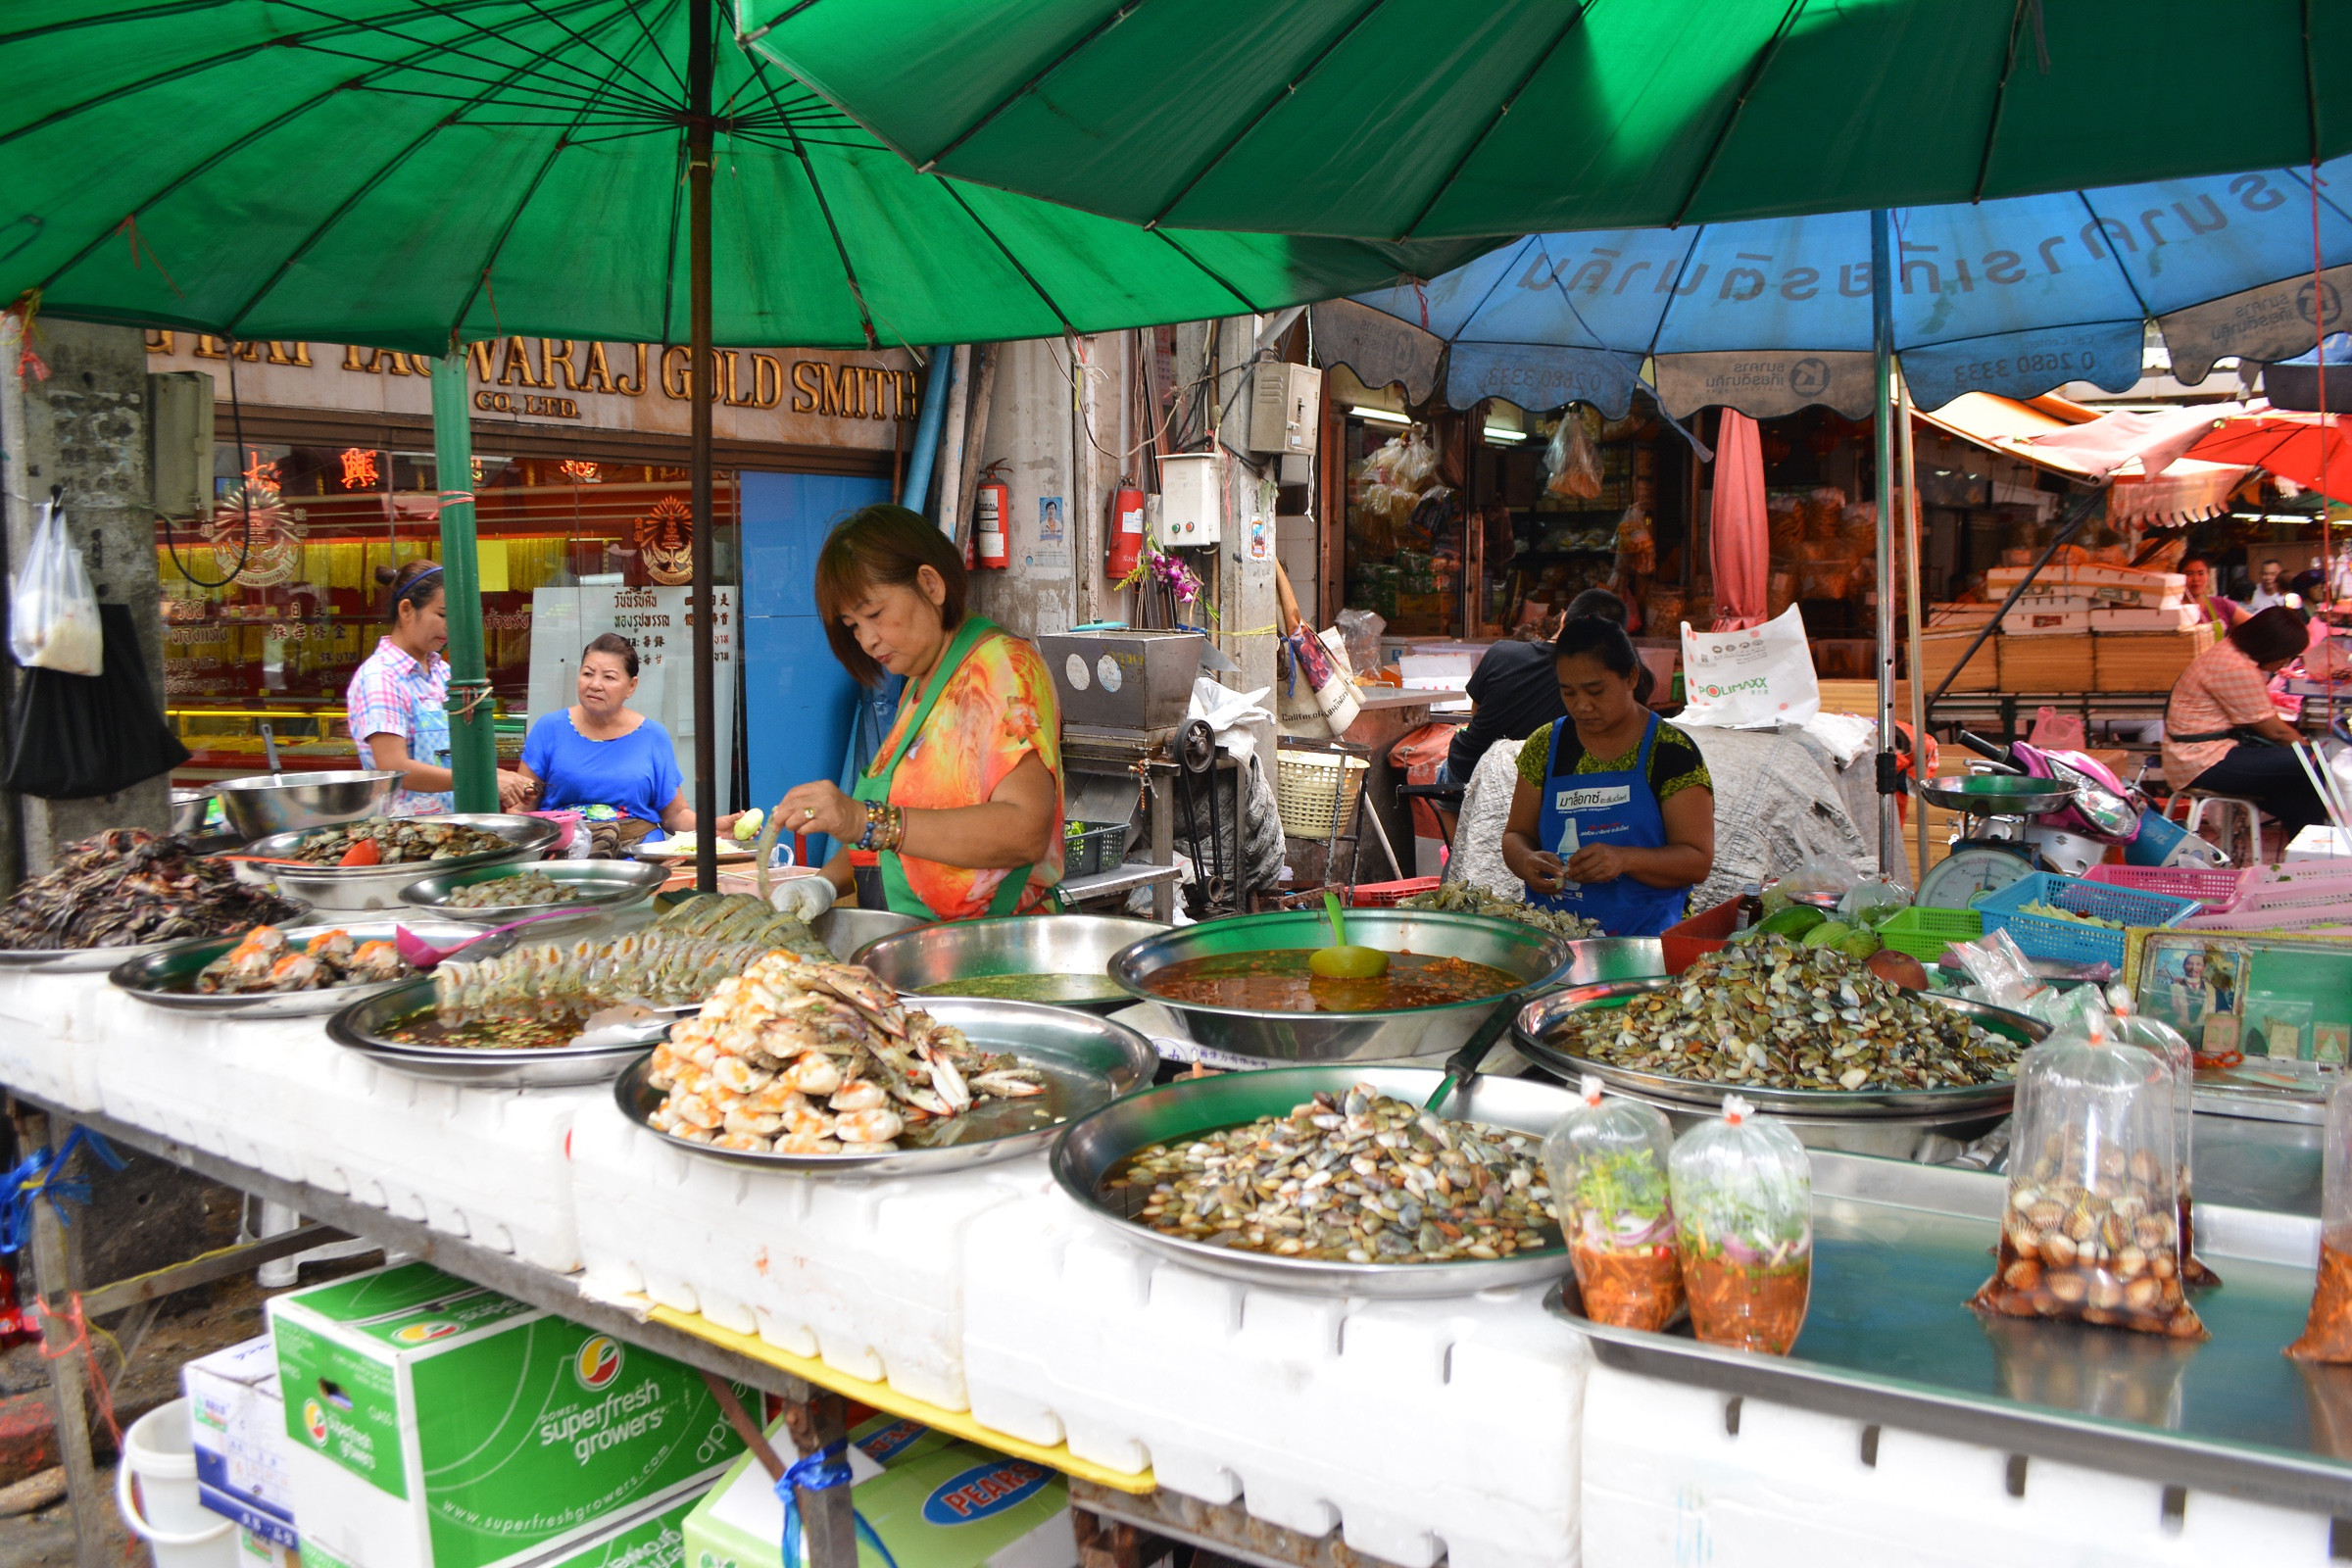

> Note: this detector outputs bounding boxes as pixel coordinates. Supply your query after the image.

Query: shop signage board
[145,335,918,451]
[527,586,736,807]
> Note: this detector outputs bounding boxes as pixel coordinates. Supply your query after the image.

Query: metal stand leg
[1148,773,1175,924]
[1072,1506,1146,1568]
[29,1121,108,1568]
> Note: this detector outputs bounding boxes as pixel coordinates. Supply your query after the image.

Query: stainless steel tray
[1552,1149,2350,1516]
[241,813,559,911]
[1914,776,2078,816]
[613,995,1156,1176]
[326,976,655,1088]
[1051,1064,1576,1298]
[1515,977,2043,1119]
[398,858,666,927]
[1107,909,1576,1064]
[108,919,490,1018]
[853,913,1168,1011]
[0,937,191,974]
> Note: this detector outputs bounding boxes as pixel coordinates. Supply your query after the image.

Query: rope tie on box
[0,1126,125,1256]
[777,1443,902,1568]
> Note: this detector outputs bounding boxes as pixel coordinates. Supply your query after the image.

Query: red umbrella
[2188,410,2352,504]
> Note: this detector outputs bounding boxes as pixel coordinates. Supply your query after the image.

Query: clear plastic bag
[1334,608,1385,679]
[1971,1019,2207,1338]
[2289,1075,2352,1361]
[1545,408,1603,501]
[1947,927,2047,1014]
[9,496,102,676]
[1837,877,1910,929]
[1670,1096,1812,1353]
[1760,854,1857,915]
[1544,1076,1683,1331]
[2109,1002,2220,1288]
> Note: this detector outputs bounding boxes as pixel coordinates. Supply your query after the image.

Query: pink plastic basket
[2082,864,2245,909]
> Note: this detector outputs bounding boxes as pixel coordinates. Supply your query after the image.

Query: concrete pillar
[0,318,169,881]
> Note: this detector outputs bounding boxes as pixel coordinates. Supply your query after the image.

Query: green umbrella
[1,0,1485,890]
[746,0,2352,239]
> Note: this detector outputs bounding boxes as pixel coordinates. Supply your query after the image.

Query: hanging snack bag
[2111,1001,2220,1288]
[1669,1097,1812,1353]
[1544,1077,1683,1331]
[1971,1020,2207,1338]
[1545,408,1603,501]
[2289,1076,2352,1361]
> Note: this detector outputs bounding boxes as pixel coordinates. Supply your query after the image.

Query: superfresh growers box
[184,1335,298,1547]
[686,1419,1074,1568]
[268,1261,747,1568]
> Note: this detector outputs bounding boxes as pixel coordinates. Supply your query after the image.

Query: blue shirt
[522,710,683,825]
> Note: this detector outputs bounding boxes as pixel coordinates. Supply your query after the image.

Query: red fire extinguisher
[1105,482,1146,580]
[973,466,1010,569]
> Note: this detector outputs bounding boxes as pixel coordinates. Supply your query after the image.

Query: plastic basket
[2218,868,2352,916]
[2082,863,2243,909]
[1276,751,1368,839]
[1876,905,1984,962]
[1661,895,1743,974]
[1060,822,1128,878]
[1972,871,2200,970]
[1349,875,1441,907]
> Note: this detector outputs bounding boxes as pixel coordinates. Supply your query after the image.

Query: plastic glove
[769,873,837,923]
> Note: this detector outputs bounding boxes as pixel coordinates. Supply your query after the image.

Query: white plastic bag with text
[1677,605,1817,729]
[9,498,103,676]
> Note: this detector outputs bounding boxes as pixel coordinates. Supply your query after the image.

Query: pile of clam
[1973,1147,2206,1338]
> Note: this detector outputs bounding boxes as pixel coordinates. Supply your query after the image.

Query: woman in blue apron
[345,561,528,815]
[1499,616,1714,937]
[774,506,1064,922]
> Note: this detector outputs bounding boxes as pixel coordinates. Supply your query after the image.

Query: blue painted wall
[739,471,890,859]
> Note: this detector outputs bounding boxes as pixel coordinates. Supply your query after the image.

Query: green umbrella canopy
[746,0,2352,240]
[0,1,1493,356]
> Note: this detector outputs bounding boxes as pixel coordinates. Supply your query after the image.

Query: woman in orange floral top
[776,506,1062,921]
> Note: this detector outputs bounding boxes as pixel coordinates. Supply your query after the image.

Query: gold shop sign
[143,333,918,452]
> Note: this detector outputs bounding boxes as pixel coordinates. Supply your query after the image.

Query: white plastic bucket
[116,1398,237,1568]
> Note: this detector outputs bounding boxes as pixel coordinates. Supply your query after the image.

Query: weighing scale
[1912,774,2082,909]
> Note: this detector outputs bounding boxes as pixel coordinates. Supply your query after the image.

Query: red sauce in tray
[1142,950,1518,1012]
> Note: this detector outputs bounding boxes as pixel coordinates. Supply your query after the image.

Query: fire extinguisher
[973,465,1009,570]
[1105,482,1146,580]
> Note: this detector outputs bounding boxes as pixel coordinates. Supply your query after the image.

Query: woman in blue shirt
[514,633,739,856]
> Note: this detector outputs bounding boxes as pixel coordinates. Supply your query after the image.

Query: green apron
[851,615,1039,922]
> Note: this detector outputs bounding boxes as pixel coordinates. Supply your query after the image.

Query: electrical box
[1247,363,1322,457]
[1153,451,1222,547]
[149,370,214,517]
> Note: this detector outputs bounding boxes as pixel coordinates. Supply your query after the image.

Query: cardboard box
[2088,604,2199,632]
[687,1420,1075,1568]
[185,1336,298,1548]
[2000,607,2092,636]
[1996,633,2094,691]
[237,1527,296,1568]
[1918,631,1996,693]
[2094,627,2214,690]
[270,1262,748,1568]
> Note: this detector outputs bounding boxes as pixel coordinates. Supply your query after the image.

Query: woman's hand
[496,769,538,810]
[1520,850,1570,897]
[774,780,864,845]
[1565,843,1632,884]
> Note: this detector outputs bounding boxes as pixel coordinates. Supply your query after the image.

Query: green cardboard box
[686,1419,1073,1568]
[270,1262,747,1568]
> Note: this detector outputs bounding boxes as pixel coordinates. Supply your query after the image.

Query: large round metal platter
[239,813,559,911]
[0,895,313,972]
[854,914,1168,1012]
[613,996,1157,1177]
[1514,978,2046,1119]
[398,858,666,927]
[327,976,656,1089]
[1107,908,1577,1063]
[1913,775,2078,817]
[1051,1063,1577,1298]
[109,919,491,1018]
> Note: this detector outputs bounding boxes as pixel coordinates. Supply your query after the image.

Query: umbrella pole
[432,349,496,812]
[1898,370,1929,887]
[1870,209,1900,876]
[688,0,717,897]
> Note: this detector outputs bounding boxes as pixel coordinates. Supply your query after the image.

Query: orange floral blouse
[870,627,1064,919]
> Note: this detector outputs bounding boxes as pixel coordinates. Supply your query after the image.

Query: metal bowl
[1107,908,1576,1064]
[399,858,666,929]
[1556,937,1667,986]
[1914,775,2079,817]
[1052,1063,1578,1298]
[809,906,922,960]
[327,976,656,1088]
[171,789,215,837]
[1514,977,2047,1119]
[212,769,399,840]
[240,813,559,911]
[613,995,1157,1175]
[854,914,1169,1012]
[109,918,489,1018]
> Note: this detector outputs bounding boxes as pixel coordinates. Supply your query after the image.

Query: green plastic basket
[1877,906,1984,962]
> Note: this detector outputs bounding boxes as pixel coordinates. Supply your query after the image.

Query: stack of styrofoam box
[0,963,118,1110]
[957,1187,1587,1568]
[569,1094,1044,1408]
[87,997,589,1269]
[1579,1360,2332,1566]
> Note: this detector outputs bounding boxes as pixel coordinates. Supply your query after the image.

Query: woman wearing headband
[345,560,529,815]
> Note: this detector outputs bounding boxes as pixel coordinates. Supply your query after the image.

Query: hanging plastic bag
[2289,1075,2352,1361]
[1282,624,1360,739]
[3,604,189,799]
[1334,609,1385,680]
[1676,605,1820,729]
[1971,1018,2207,1339]
[1545,1077,1684,1331]
[1670,1096,1812,1353]
[9,496,103,676]
[1544,410,1603,501]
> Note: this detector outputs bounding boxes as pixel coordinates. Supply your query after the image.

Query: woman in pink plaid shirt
[345,562,527,814]
[2162,605,2326,840]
